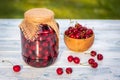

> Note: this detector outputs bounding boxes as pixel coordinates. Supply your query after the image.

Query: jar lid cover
[19,8,59,41]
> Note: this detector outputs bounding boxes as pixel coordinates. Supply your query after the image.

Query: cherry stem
[2,60,14,66]
[69,19,74,23]
[80,62,89,66]
[69,19,74,26]
[84,24,87,27]
[75,21,78,24]
[84,52,90,54]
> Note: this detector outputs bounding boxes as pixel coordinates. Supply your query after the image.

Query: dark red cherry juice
[21,24,58,67]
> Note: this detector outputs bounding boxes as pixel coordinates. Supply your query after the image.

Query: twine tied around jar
[19,8,59,41]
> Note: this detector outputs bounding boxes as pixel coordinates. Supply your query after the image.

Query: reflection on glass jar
[21,24,58,67]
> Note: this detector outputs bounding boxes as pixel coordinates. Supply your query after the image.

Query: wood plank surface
[0,19,120,80]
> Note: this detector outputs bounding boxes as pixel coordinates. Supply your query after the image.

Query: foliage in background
[0,0,120,19]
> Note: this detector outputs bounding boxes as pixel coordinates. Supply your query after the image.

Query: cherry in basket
[64,23,94,52]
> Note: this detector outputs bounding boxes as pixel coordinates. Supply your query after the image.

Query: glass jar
[19,8,59,67]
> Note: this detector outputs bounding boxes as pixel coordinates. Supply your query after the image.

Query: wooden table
[0,19,120,80]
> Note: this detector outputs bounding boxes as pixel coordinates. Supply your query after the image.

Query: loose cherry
[66,67,72,74]
[90,50,97,57]
[97,54,103,61]
[13,65,21,72]
[73,57,80,64]
[67,55,73,62]
[56,68,63,75]
[2,60,21,72]
[91,62,98,68]
[88,58,95,65]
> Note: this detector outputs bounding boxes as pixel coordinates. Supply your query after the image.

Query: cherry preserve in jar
[19,8,59,68]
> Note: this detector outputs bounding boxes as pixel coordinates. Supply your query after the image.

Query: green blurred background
[0,0,120,19]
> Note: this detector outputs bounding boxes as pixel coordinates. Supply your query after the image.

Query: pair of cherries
[56,67,72,75]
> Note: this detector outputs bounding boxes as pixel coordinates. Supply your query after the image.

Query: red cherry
[65,30,69,35]
[43,30,49,34]
[66,67,72,74]
[88,58,95,65]
[42,60,48,67]
[68,26,73,30]
[46,37,51,42]
[79,32,85,39]
[97,54,103,61]
[49,28,54,33]
[67,55,73,62]
[56,68,63,75]
[86,29,93,35]
[82,34,87,39]
[28,50,32,55]
[75,33,81,39]
[42,56,49,60]
[2,60,21,72]
[42,42,48,47]
[68,30,72,34]
[90,50,97,57]
[82,27,87,31]
[73,57,80,64]
[30,46,36,50]
[37,53,43,58]
[85,34,90,39]
[31,55,36,59]
[39,46,43,51]
[38,36,44,41]
[73,28,78,34]
[44,50,49,56]
[75,23,82,28]
[13,65,21,72]
[91,62,98,68]
[79,27,84,31]
[25,43,29,48]
[69,33,75,38]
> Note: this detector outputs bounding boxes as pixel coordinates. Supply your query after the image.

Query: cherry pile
[21,24,58,67]
[67,50,103,68]
[64,23,93,39]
